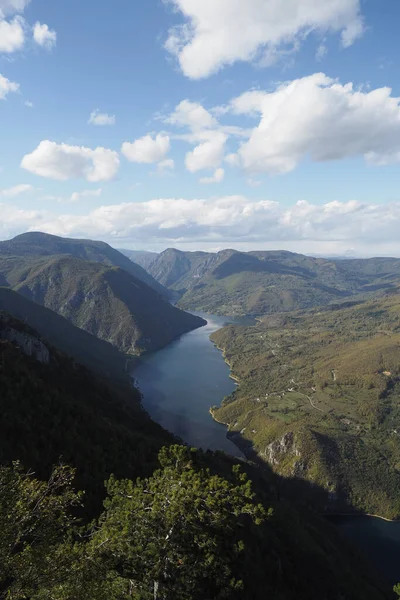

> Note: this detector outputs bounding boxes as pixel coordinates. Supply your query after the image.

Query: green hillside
[0,254,205,354]
[211,293,400,519]
[142,248,400,316]
[0,232,168,298]
[0,316,390,599]
[0,287,130,381]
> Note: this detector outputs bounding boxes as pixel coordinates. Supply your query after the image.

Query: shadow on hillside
[222,428,357,516]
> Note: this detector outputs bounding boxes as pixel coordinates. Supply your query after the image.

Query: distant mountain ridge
[134,247,400,316]
[118,249,158,271]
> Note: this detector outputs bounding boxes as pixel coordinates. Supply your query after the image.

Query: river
[133,313,400,586]
[133,313,253,456]
[329,516,400,586]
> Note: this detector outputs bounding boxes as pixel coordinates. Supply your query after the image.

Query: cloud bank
[2,196,400,256]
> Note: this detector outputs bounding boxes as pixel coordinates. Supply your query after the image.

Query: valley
[1,232,400,597]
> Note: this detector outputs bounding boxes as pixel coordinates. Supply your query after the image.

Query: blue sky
[1,0,400,255]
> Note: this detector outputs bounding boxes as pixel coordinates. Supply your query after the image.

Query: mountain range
[129,247,400,316]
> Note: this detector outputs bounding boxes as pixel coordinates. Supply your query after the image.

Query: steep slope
[0,316,390,599]
[0,232,168,298]
[145,248,400,316]
[211,292,400,519]
[0,312,173,512]
[0,287,129,381]
[8,255,205,354]
[118,249,158,270]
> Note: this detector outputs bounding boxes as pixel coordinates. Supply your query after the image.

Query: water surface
[134,313,400,584]
[329,515,400,585]
[133,313,252,456]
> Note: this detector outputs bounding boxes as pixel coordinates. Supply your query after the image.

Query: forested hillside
[0,287,129,380]
[135,248,400,316]
[211,292,400,519]
[0,232,168,297]
[0,316,391,599]
[0,245,205,355]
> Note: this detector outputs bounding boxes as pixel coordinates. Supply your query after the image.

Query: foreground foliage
[0,447,267,600]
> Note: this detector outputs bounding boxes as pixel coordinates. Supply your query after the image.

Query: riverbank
[326,513,398,523]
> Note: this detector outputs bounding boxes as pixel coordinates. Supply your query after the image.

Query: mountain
[210,291,400,519]
[118,249,158,270]
[0,254,205,354]
[142,248,400,316]
[0,315,390,599]
[0,287,130,381]
[0,232,168,298]
[0,312,173,513]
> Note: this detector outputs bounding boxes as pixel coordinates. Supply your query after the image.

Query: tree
[93,445,268,600]
[0,462,81,599]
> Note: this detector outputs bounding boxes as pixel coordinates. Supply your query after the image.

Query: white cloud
[0,16,24,52]
[24,100,33,107]
[70,189,102,203]
[0,183,33,197]
[200,167,225,184]
[4,197,400,256]
[33,22,56,49]
[185,131,227,172]
[21,140,120,182]
[0,0,30,18]
[164,0,364,79]
[121,134,171,164]
[166,99,218,131]
[228,73,400,174]
[0,72,19,99]
[88,109,116,126]
[157,158,175,173]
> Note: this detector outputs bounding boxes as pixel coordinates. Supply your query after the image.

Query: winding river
[133,313,253,456]
[133,314,400,586]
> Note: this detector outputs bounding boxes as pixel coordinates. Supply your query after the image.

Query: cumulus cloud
[0,16,24,52]
[200,167,225,184]
[0,72,19,99]
[164,0,364,79]
[165,100,233,173]
[21,141,120,182]
[185,131,227,173]
[0,0,30,18]
[0,183,33,197]
[3,197,400,256]
[227,73,400,174]
[121,134,171,164]
[33,22,56,49]
[166,99,218,132]
[88,109,116,126]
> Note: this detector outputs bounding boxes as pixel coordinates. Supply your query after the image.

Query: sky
[1,0,400,256]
